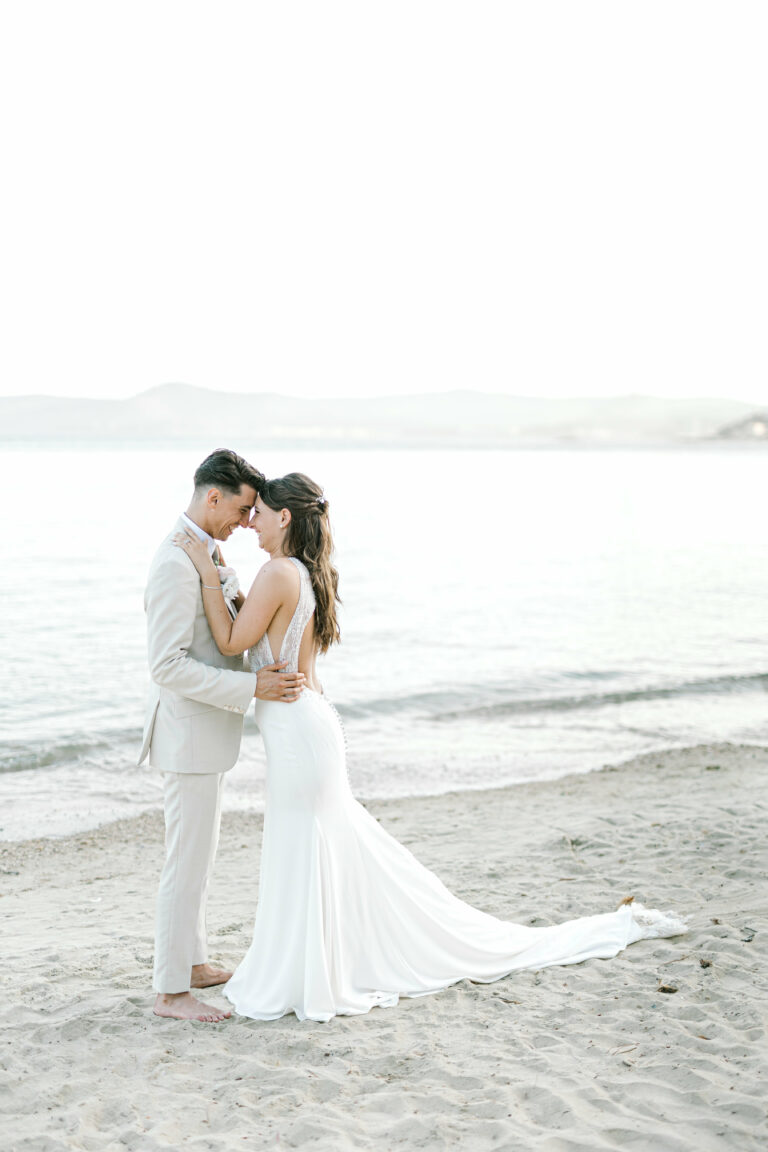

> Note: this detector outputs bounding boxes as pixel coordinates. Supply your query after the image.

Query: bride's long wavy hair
[260,472,341,653]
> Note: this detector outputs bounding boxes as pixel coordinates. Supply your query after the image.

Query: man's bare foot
[190,963,234,989]
[153,991,231,1022]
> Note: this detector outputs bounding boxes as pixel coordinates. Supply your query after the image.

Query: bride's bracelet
[201,583,221,591]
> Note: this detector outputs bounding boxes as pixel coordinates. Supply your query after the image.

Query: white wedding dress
[223,557,687,1023]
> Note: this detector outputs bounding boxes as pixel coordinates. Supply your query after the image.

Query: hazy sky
[1,2,765,403]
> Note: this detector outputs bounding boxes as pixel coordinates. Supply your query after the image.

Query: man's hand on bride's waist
[255,661,305,703]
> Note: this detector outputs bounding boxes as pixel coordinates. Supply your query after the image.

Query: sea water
[0,442,765,840]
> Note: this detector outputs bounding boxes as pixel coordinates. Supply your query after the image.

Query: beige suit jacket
[138,518,258,773]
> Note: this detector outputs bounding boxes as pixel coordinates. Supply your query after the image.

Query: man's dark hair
[193,449,264,496]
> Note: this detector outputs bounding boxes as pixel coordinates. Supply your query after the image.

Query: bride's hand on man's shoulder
[172,530,215,576]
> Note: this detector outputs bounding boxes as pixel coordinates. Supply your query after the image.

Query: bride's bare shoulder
[263,556,299,575]
[251,557,299,590]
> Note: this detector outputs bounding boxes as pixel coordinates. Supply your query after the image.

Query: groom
[139,448,305,1022]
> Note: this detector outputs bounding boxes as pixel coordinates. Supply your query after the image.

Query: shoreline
[3,738,767,851]
[4,740,767,1150]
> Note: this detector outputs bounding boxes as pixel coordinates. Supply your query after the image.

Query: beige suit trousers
[153,771,225,993]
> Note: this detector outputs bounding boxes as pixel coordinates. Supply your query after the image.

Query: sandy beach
[2,741,767,1151]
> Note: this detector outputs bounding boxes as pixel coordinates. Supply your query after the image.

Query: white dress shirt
[180,512,238,620]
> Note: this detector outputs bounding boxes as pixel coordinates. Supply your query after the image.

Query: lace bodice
[250,557,316,674]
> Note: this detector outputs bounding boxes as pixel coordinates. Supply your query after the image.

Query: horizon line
[1,384,767,408]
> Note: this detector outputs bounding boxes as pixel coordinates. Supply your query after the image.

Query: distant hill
[0,384,760,446]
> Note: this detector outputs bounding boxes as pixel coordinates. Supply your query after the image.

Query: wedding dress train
[223,558,687,1023]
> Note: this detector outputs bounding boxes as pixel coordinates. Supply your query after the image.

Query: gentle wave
[338,670,768,722]
[0,729,142,775]
[431,671,768,722]
[4,670,766,776]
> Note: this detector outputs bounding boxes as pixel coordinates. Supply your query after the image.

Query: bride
[174,471,687,1023]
